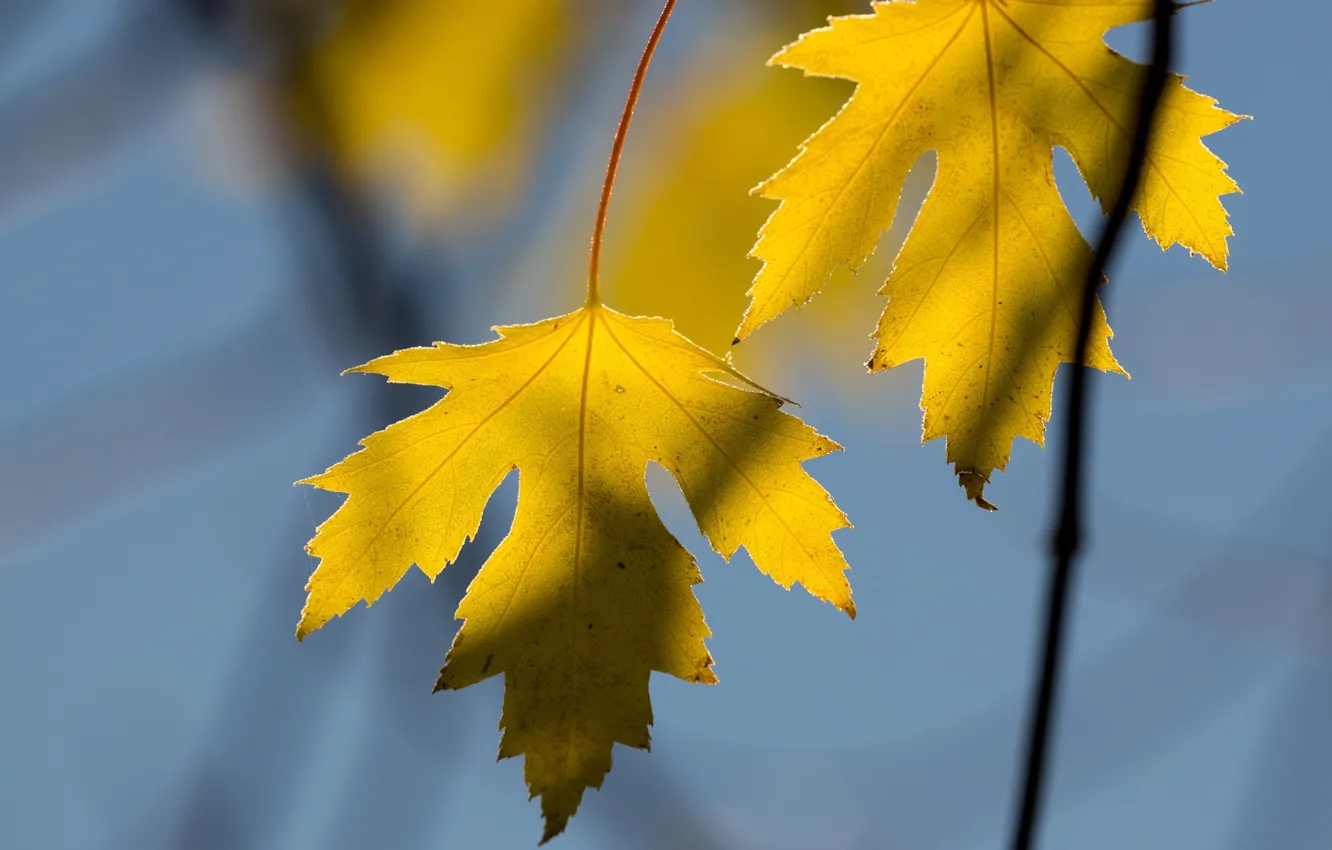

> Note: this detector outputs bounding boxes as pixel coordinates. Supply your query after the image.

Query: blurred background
[1,1,1329,848]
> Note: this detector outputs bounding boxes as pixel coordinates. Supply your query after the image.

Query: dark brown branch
[1009,3,1178,850]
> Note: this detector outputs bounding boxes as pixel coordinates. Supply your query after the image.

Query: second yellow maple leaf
[741,0,1243,508]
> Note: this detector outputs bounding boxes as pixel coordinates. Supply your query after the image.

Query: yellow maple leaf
[739,0,1243,508]
[298,305,853,841]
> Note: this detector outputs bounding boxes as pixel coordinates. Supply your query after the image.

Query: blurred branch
[1089,434,1332,849]
[0,1,211,223]
[1093,504,1332,661]
[1012,3,1176,849]
[0,0,49,69]
[1220,428,1332,849]
[588,752,731,850]
[0,303,320,565]
[143,104,457,844]
[1224,659,1332,849]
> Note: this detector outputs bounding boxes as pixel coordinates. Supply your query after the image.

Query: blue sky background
[2,2,1331,849]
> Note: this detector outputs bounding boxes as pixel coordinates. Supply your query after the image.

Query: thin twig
[1009,3,1177,850]
[586,0,678,305]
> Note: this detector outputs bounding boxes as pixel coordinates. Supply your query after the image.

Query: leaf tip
[959,471,998,512]
[295,600,338,640]
[538,826,564,847]
[538,802,579,845]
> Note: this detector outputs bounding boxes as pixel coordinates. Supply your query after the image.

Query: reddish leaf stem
[587,0,678,306]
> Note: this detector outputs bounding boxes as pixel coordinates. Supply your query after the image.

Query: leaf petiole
[586,0,678,307]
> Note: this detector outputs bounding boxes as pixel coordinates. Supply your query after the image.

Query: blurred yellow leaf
[605,1,892,374]
[298,304,853,842]
[290,0,573,223]
[741,0,1242,508]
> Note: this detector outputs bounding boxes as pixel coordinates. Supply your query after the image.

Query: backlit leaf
[298,304,853,841]
[740,0,1242,507]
